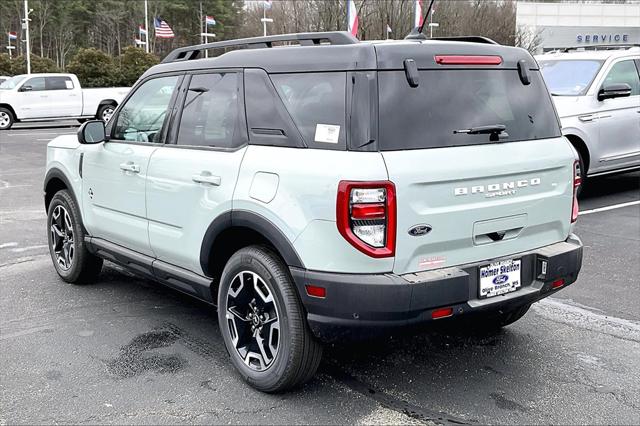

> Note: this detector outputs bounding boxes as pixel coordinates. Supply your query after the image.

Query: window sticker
[65,80,73,89]
[314,124,340,144]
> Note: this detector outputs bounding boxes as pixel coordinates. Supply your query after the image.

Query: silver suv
[44,32,583,392]
[537,46,640,186]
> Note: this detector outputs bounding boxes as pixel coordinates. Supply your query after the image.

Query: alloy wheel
[0,111,10,129]
[102,107,114,122]
[50,205,74,271]
[225,271,280,372]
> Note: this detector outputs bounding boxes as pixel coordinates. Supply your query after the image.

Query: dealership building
[516,1,640,53]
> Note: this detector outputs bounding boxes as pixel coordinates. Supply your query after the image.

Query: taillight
[434,55,503,65]
[336,181,396,258]
[572,160,580,223]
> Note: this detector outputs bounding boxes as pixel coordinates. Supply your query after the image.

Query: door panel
[82,142,158,255]
[17,77,49,118]
[45,76,81,116]
[147,147,246,273]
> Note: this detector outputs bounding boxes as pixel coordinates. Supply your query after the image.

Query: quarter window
[112,76,179,143]
[603,60,640,96]
[271,72,346,149]
[177,73,242,148]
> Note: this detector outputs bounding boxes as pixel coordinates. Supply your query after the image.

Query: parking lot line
[579,200,640,216]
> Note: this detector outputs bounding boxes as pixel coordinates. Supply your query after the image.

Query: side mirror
[19,85,32,92]
[598,83,632,101]
[77,120,106,144]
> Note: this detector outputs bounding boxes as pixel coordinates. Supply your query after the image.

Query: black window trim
[107,71,185,145]
[164,68,249,152]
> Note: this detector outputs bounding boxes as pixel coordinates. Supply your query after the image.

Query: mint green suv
[44,32,583,392]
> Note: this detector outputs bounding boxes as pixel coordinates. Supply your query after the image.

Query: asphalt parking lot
[1,125,639,425]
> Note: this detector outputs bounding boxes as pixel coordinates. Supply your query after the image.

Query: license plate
[479,259,522,298]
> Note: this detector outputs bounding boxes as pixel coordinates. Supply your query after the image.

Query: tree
[67,48,117,87]
[0,54,12,75]
[116,46,160,86]
[10,55,60,74]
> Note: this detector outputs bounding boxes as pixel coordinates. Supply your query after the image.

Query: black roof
[142,31,537,79]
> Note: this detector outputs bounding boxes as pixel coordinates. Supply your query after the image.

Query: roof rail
[162,31,359,63]
[430,36,499,45]
[559,44,640,52]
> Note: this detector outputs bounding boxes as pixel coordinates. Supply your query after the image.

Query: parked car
[0,76,10,85]
[536,46,640,187]
[0,73,129,130]
[44,32,583,392]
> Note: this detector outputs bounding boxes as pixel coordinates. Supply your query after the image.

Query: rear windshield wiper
[453,124,507,141]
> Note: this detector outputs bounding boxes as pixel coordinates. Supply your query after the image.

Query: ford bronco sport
[44,32,583,392]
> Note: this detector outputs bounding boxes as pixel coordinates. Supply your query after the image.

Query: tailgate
[384,137,576,275]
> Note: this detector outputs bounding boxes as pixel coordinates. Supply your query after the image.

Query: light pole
[22,0,33,74]
[260,3,273,37]
[144,0,150,53]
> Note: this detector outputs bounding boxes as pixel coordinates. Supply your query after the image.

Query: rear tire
[47,190,103,284]
[0,107,14,130]
[97,104,115,123]
[218,245,322,392]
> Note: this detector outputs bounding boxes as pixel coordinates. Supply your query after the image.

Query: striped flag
[139,25,147,36]
[347,0,358,38]
[205,16,216,26]
[263,0,272,9]
[154,17,175,39]
[414,0,424,28]
[8,32,17,40]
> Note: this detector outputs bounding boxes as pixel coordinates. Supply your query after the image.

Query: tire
[0,107,14,130]
[576,150,587,197]
[218,245,322,392]
[47,190,103,284]
[97,104,115,123]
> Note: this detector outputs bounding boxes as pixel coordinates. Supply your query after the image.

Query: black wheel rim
[50,205,74,271]
[225,271,280,372]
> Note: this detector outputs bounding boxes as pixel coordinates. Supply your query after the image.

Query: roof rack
[558,44,640,52]
[431,36,499,45]
[162,31,359,63]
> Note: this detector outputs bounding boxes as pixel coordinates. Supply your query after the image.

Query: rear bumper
[290,234,583,342]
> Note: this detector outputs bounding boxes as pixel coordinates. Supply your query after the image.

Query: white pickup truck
[0,73,129,130]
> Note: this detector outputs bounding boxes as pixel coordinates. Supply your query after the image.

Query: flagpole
[144,0,149,53]
[263,3,267,37]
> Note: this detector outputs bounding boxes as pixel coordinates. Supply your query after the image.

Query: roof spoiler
[162,31,359,63]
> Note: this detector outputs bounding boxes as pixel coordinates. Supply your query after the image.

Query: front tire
[218,246,322,392]
[0,107,14,130]
[47,190,103,284]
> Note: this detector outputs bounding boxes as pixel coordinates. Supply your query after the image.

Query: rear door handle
[119,162,140,173]
[578,114,596,122]
[192,172,221,186]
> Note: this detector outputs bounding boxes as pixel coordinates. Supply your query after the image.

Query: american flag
[154,17,175,39]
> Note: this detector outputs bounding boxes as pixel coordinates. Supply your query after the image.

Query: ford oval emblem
[493,274,509,285]
[408,224,432,236]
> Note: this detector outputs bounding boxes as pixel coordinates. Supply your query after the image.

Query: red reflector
[434,55,502,65]
[351,203,386,220]
[305,285,326,298]
[552,278,565,289]
[431,307,454,320]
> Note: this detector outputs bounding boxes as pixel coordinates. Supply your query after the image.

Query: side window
[22,77,45,91]
[603,60,640,96]
[45,76,74,90]
[112,75,179,143]
[271,72,346,149]
[177,73,242,148]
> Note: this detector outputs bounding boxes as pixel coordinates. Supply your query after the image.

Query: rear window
[271,72,346,149]
[378,70,561,151]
